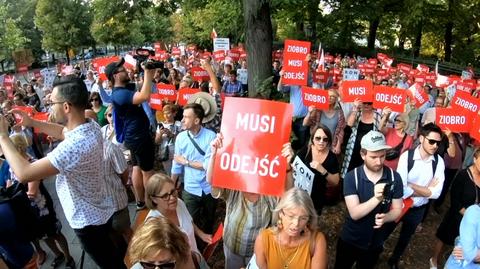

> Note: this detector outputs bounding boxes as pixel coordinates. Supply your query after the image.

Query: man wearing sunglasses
[385,123,445,269]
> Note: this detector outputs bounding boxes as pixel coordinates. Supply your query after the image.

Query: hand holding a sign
[210,133,224,154]
[281,142,294,167]
[196,229,213,244]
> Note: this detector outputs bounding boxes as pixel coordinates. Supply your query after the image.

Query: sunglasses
[152,189,177,201]
[107,113,112,117]
[314,136,329,143]
[90,98,99,102]
[363,102,373,105]
[425,138,442,146]
[140,261,176,269]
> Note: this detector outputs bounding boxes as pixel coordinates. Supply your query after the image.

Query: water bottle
[453,236,465,266]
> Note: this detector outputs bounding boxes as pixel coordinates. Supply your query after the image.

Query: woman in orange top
[254,188,328,269]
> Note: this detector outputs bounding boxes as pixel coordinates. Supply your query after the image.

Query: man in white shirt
[384,123,445,269]
[0,75,127,269]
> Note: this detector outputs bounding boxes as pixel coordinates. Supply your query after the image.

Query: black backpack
[407,149,438,175]
[0,182,41,241]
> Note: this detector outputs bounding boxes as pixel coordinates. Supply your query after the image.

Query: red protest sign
[368,58,378,65]
[425,73,436,84]
[92,56,120,81]
[456,81,475,94]
[212,98,293,196]
[149,93,163,111]
[373,86,406,113]
[324,55,334,63]
[313,71,328,84]
[202,224,224,261]
[469,114,480,142]
[213,50,225,62]
[227,50,240,62]
[177,88,200,106]
[12,105,35,124]
[3,75,14,93]
[32,112,49,133]
[450,91,480,116]
[302,87,329,110]
[156,84,177,102]
[341,80,374,102]
[408,83,429,109]
[436,108,472,133]
[414,74,426,85]
[190,67,210,82]
[171,47,181,56]
[282,39,311,86]
[397,63,412,74]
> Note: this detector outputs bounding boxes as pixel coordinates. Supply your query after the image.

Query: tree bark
[444,0,454,61]
[243,0,273,98]
[65,48,70,65]
[413,22,423,58]
[367,18,380,50]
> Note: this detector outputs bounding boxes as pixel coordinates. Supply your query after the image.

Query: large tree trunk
[243,0,273,98]
[444,0,454,61]
[413,22,423,58]
[367,18,380,50]
[65,48,70,65]
[444,21,453,61]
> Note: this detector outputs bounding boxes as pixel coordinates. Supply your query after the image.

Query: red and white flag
[210,28,217,40]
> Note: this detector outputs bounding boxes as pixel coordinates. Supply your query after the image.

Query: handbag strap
[392,133,407,151]
[187,131,205,156]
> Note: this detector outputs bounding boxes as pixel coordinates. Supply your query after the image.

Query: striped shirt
[103,139,128,211]
[217,190,278,257]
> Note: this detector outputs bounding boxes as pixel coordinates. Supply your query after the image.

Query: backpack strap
[354,167,359,191]
[432,153,438,176]
[407,149,415,173]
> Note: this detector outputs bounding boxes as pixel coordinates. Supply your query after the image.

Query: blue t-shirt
[340,165,403,249]
[111,86,151,145]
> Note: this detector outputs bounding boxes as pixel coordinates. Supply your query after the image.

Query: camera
[134,48,164,71]
[380,182,394,213]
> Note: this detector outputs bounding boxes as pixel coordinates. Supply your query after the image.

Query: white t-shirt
[47,120,114,229]
[146,199,198,253]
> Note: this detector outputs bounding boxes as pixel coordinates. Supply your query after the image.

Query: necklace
[276,234,301,269]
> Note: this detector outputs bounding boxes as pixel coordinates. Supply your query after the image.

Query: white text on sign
[304,93,326,103]
[286,45,308,54]
[288,60,303,67]
[439,115,466,124]
[454,98,477,112]
[219,153,280,178]
[349,87,366,95]
[283,72,305,80]
[375,93,403,105]
[158,89,175,95]
[235,113,276,134]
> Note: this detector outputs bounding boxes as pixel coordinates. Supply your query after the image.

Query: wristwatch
[321,170,328,177]
[185,160,190,167]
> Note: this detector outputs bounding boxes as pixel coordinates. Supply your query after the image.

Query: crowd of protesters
[0,42,479,269]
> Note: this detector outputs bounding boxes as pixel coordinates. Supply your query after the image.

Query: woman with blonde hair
[145,173,211,254]
[128,216,209,269]
[253,188,327,269]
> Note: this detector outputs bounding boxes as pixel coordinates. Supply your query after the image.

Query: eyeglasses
[90,98,99,102]
[140,261,176,269]
[425,137,442,146]
[114,68,126,74]
[281,210,309,223]
[152,189,177,201]
[313,136,329,143]
[47,100,65,106]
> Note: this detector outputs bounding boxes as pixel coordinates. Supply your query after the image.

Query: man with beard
[0,75,126,268]
[385,123,445,269]
[334,131,403,269]
[106,58,155,210]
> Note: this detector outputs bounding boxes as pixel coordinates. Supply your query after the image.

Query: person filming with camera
[334,130,403,269]
[107,57,157,211]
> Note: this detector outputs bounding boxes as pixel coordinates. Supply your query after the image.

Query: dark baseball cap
[105,57,125,81]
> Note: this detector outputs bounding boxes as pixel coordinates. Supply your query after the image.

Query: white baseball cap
[360,131,392,151]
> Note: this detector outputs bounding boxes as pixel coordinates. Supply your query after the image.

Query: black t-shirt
[297,146,339,215]
[347,121,374,172]
[341,165,403,249]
